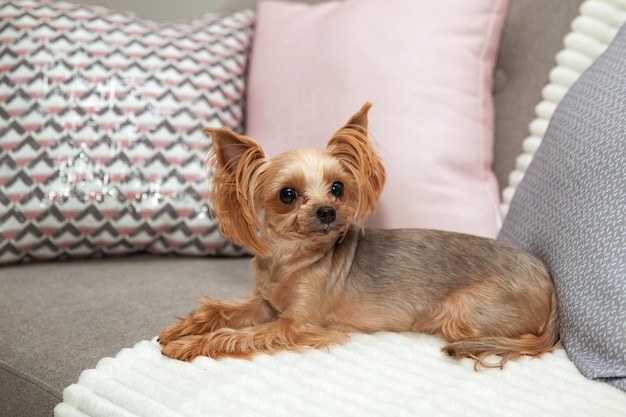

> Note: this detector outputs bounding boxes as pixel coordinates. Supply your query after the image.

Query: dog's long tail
[443,290,560,369]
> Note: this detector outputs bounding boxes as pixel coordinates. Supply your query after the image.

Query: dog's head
[205,102,386,256]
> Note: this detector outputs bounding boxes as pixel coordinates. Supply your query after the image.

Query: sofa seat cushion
[0,256,254,417]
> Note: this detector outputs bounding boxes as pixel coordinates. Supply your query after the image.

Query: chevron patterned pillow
[0,1,254,263]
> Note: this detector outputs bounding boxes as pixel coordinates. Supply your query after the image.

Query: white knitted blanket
[54,333,625,417]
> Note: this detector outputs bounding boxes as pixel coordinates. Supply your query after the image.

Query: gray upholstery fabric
[499,24,626,391]
[0,256,254,417]
[0,1,587,416]
[493,0,583,190]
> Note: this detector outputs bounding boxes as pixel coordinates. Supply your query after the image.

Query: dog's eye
[331,181,344,198]
[279,187,298,204]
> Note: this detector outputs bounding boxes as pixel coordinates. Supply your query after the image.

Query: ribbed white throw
[55,333,626,417]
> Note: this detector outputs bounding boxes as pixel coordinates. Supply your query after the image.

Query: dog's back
[328,227,560,368]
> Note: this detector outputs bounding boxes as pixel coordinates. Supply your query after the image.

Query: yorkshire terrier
[159,102,559,368]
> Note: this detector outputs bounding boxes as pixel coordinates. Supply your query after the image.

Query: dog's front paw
[160,331,258,361]
[160,335,207,362]
[157,321,188,346]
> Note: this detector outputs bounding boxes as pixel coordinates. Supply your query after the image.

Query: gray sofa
[0,1,585,416]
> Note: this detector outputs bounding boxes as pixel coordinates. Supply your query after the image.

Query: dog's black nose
[316,206,336,224]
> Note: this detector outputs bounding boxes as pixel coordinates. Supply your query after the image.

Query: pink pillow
[246,0,507,238]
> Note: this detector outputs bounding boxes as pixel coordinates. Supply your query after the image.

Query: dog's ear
[326,102,386,226]
[345,101,371,133]
[207,128,261,174]
[204,128,270,256]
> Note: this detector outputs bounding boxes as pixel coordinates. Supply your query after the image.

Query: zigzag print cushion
[0,1,254,263]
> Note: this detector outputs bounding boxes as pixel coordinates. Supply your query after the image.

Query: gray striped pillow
[498,23,626,391]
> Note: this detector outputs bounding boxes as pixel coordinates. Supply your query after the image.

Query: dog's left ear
[203,127,270,256]
[326,102,386,225]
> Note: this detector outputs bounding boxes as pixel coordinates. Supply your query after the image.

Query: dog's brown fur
[159,102,559,368]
